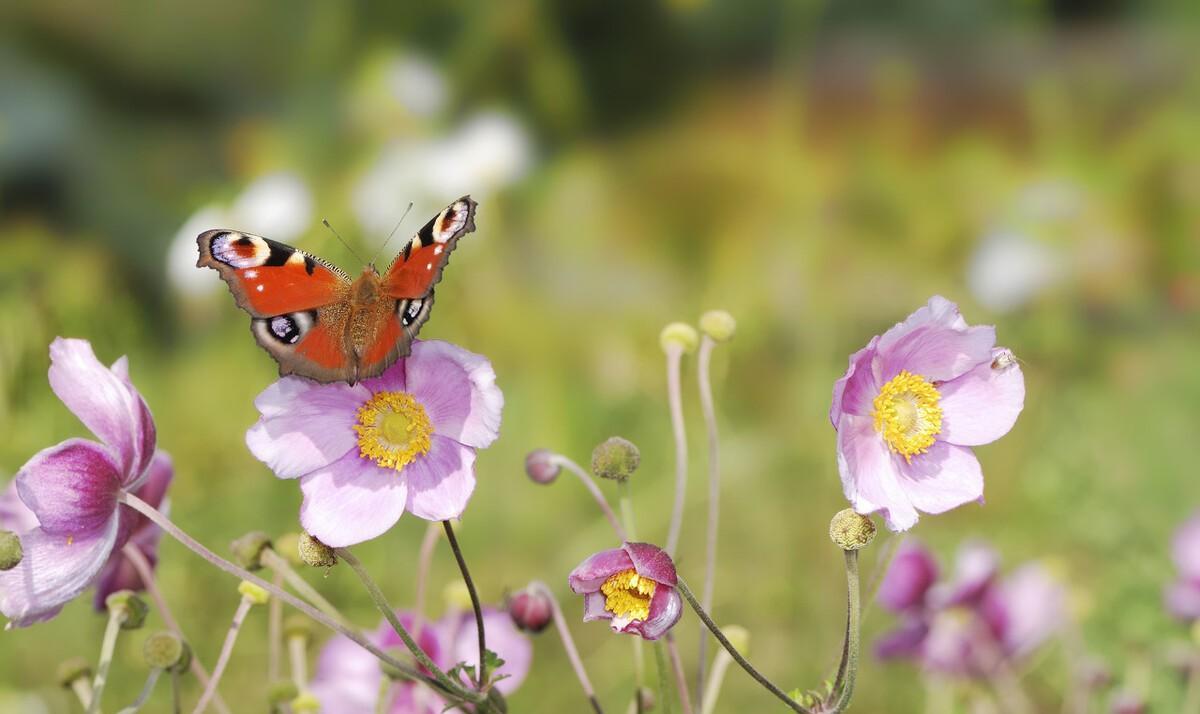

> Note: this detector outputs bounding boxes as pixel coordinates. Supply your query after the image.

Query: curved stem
[664,345,688,557]
[695,335,720,705]
[675,578,810,713]
[260,548,352,630]
[117,668,162,714]
[87,607,127,714]
[551,455,627,541]
[826,550,861,713]
[531,581,604,714]
[193,596,253,714]
[666,634,694,714]
[443,520,488,688]
[699,647,734,714]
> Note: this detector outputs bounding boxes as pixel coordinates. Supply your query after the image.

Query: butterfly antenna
[369,202,415,266]
[321,219,366,266]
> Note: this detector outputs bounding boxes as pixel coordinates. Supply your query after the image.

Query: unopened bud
[524,449,560,485]
[591,437,640,483]
[143,630,190,672]
[274,532,303,568]
[267,680,299,704]
[660,322,699,354]
[721,625,751,654]
[56,657,93,688]
[238,580,270,605]
[444,580,473,611]
[291,691,321,713]
[284,614,315,642]
[699,310,736,342]
[298,533,337,568]
[829,509,876,551]
[230,531,272,570]
[106,590,149,629]
[0,530,22,570]
[508,586,553,633]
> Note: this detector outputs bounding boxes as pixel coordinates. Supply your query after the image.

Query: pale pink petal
[247,379,367,479]
[15,439,122,536]
[1171,512,1200,580]
[876,295,969,354]
[299,451,409,547]
[987,564,1065,658]
[830,337,880,426]
[931,541,999,608]
[0,516,120,627]
[938,350,1025,446]
[0,480,38,533]
[1165,580,1200,620]
[880,323,996,384]
[895,442,984,518]
[310,632,383,714]
[569,548,635,593]
[581,592,610,621]
[623,542,678,586]
[448,609,532,695]
[635,586,682,641]
[406,341,503,449]
[836,414,918,531]
[402,436,476,521]
[878,541,939,612]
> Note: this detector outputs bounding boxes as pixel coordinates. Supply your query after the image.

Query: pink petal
[938,350,1025,446]
[990,564,1065,658]
[1165,580,1200,620]
[0,517,120,627]
[830,336,880,426]
[931,541,999,608]
[895,442,984,518]
[15,439,122,536]
[448,608,532,695]
[879,322,996,384]
[360,355,407,394]
[623,542,678,586]
[406,341,503,449]
[1171,512,1200,580]
[402,436,476,521]
[246,379,367,479]
[569,548,635,593]
[48,338,155,479]
[874,618,929,660]
[836,414,918,531]
[0,480,39,533]
[299,451,409,547]
[877,541,939,612]
[310,632,384,714]
[635,586,682,641]
[581,592,610,621]
[876,295,969,354]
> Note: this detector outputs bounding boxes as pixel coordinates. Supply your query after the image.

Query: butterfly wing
[197,230,358,383]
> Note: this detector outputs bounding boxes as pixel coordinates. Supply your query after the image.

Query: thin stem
[695,335,720,706]
[827,550,861,713]
[530,582,604,714]
[123,543,231,714]
[676,578,810,713]
[193,595,253,714]
[443,520,488,688]
[70,677,94,709]
[414,521,441,625]
[699,648,734,714]
[87,607,127,714]
[664,344,688,557]
[117,493,451,700]
[288,634,308,692]
[268,569,284,683]
[666,634,695,714]
[260,548,353,630]
[655,641,674,714]
[619,481,646,698]
[172,669,182,714]
[116,667,162,714]
[551,455,627,541]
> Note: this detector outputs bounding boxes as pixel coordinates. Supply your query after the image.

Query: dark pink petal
[876,295,969,354]
[406,341,503,449]
[1171,511,1200,580]
[879,322,996,384]
[1165,579,1200,620]
[932,541,999,608]
[938,350,1025,446]
[836,414,918,531]
[878,541,939,612]
[635,586,682,641]
[310,631,386,713]
[48,338,155,479]
[93,544,151,611]
[446,608,532,695]
[402,436,476,521]
[830,337,880,426]
[569,548,634,594]
[0,480,38,533]
[895,442,984,519]
[246,378,366,479]
[360,354,408,394]
[0,516,120,627]
[623,542,678,587]
[299,451,409,547]
[874,617,929,660]
[988,564,1065,658]
[376,611,444,671]
[16,439,123,536]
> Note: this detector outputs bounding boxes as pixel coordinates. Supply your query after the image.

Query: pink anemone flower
[831,296,1025,531]
[0,338,168,627]
[246,340,502,547]
[568,542,682,641]
[1165,510,1200,621]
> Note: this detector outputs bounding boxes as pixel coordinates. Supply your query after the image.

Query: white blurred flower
[167,204,229,298]
[387,54,447,118]
[966,228,1065,313]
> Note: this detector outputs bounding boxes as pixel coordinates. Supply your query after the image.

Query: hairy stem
[551,454,627,541]
[664,345,689,557]
[193,595,253,714]
[826,550,861,713]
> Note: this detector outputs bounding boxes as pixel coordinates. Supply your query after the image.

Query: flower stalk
[443,520,488,689]
[695,333,721,705]
[664,342,689,557]
[267,570,284,683]
[530,581,604,714]
[261,546,352,630]
[666,633,695,714]
[86,604,129,714]
[193,585,261,714]
[413,520,441,625]
[825,550,862,713]
[551,454,627,541]
[116,668,162,714]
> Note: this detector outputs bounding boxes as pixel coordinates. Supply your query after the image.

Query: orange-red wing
[381,197,476,299]
[295,320,350,371]
[197,230,348,317]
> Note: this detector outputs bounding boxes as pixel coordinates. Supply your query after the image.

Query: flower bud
[0,530,22,571]
[143,630,191,672]
[56,657,93,688]
[106,590,150,629]
[508,586,553,633]
[291,691,321,713]
[238,580,270,605]
[444,580,473,611]
[660,322,699,354]
[829,509,876,551]
[267,680,300,704]
[298,533,337,568]
[721,624,751,654]
[591,437,640,483]
[524,449,560,485]
[230,531,272,571]
[699,310,736,342]
[284,614,315,643]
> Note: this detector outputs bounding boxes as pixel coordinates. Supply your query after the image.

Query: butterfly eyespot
[211,232,270,269]
[255,311,316,346]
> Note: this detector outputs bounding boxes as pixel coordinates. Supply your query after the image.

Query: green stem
[655,641,674,714]
[193,595,253,714]
[116,668,162,714]
[664,345,688,557]
[826,550,861,713]
[442,520,488,689]
[695,335,721,707]
[267,569,284,683]
[87,607,127,714]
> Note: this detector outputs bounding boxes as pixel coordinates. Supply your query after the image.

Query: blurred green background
[2,1,1199,711]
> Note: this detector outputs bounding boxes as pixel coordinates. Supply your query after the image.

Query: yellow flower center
[872,370,943,461]
[600,569,656,622]
[353,391,433,471]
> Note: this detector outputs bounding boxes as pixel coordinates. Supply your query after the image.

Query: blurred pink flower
[246,340,502,547]
[0,338,169,627]
[1165,510,1200,621]
[568,542,682,641]
[831,296,1025,531]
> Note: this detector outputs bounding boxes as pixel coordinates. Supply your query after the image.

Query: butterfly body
[197,196,475,384]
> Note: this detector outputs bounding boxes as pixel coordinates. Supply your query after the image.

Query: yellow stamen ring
[872,370,943,462]
[600,568,656,622]
[354,391,433,471]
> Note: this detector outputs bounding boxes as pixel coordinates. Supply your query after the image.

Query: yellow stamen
[600,568,656,621]
[872,370,943,462]
[353,391,433,471]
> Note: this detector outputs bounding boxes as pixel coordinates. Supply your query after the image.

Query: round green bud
[284,614,315,642]
[274,532,304,568]
[143,630,190,671]
[106,590,150,629]
[659,322,699,355]
[238,580,270,605]
[291,691,321,713]
[699,310,736,342]
[230,531,272,571]
[591,436,641,483]
[298,533,338,568]
[56,657,93,687]
[267,680,300,704]
[0,530,22,571]
[829,508,877,551]
[721,625,751,654]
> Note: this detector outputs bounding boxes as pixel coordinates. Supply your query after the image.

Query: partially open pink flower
[92,453,173,609]
[246,340,502,547]
[568,542,682,641]
[831,296,1025,531]
[1165,510,1200,621]
[0,338,166,627]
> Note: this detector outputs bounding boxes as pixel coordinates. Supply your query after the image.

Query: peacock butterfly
[196,196,476,384]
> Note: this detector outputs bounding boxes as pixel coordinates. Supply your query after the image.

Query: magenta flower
[0,338,166,627]
[246,340,502,547]
[831,296,1025,531]
[568,542,682,641]
[1165,510,1200,621]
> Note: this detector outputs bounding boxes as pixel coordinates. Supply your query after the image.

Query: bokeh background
[2,1,1199,711]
